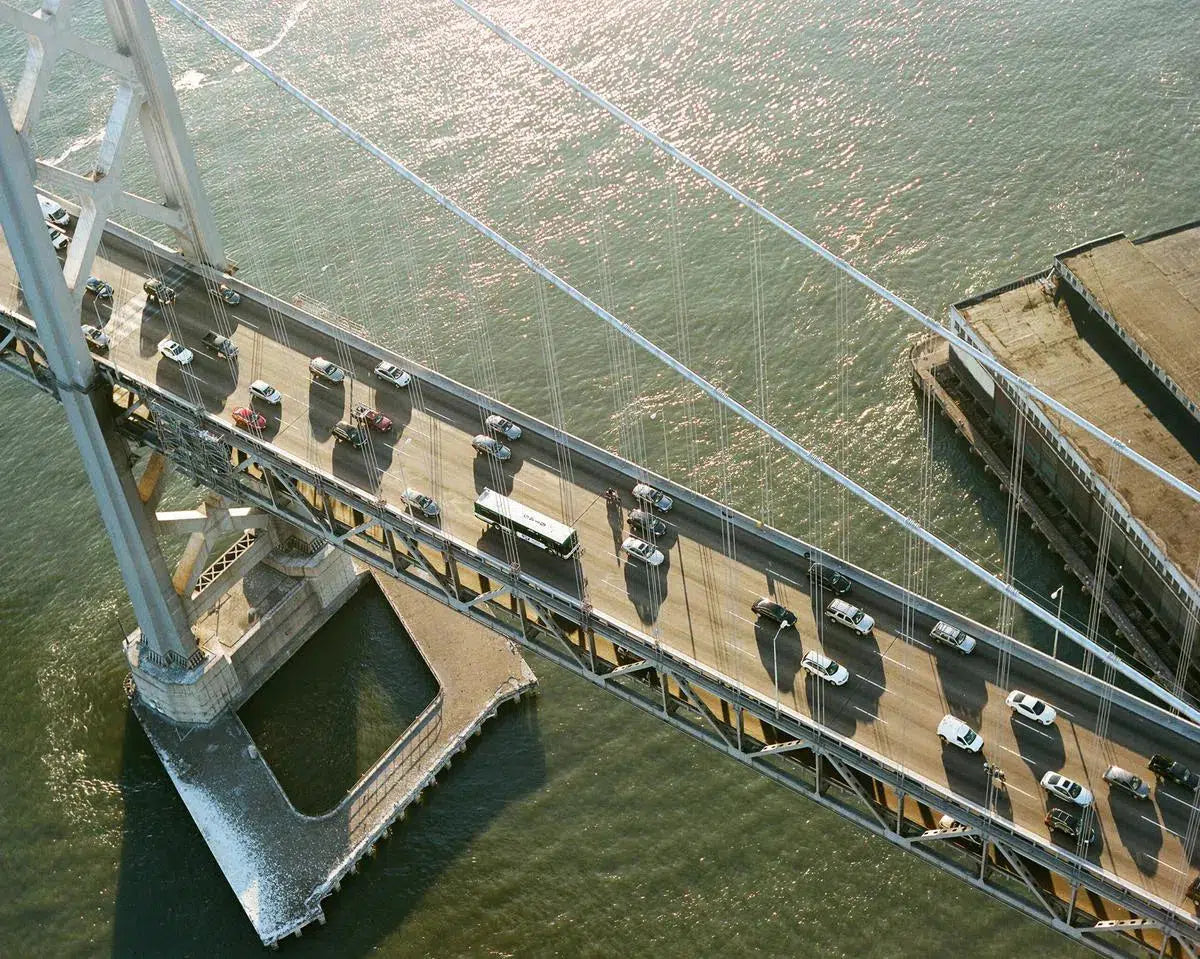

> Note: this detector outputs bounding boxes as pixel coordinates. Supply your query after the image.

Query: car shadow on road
[473,454,514,496]
[1154,785,1200,868]
[193,354,238,413]
[804,673,858,738]
[941,742,987,804]
[753,618,798,695]
[307,378,341,443]
[369,385,413,435]
[1009,715,1066,775]
[622,552,669,626]
[935,644,989,730]
[1108,794,1161,877]
[254,400,282,442]
[605,498,624,556]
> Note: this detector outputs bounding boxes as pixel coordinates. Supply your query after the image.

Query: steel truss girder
[99,366,1200,958]
[5,0,226,288]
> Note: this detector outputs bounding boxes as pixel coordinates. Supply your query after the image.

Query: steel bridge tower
[0,0,225,670]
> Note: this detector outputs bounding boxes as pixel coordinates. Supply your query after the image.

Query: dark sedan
[751,597,797,627]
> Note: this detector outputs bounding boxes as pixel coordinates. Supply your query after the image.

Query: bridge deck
[3,231,1199,926]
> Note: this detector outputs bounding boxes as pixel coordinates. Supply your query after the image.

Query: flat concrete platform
[956,278,1200,585]
[1060,225,1200,411]
[133,573,536,945]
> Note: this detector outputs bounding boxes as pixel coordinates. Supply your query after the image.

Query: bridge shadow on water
[110,579,546,956]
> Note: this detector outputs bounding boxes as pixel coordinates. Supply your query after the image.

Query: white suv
[824,598,874,635]
[937,715,983,752]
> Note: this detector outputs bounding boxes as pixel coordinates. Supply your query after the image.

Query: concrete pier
[131,558,536,944]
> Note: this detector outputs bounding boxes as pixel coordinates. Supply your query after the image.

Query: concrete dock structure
[913,221,1200,693]
[133,561,536,945]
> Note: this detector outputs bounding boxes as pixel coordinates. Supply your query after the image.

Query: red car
[232,406,267,431]
[352,403,392,432]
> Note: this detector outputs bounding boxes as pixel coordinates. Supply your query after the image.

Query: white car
[632,482,673,512]
[824,597,874,635]
[374,360,411,387]
[937,715,983,753]
[158,338,193,366]
[248,380,282,405]
[621,536,665,567]
[38,193,70,227]
[801,650,849,686]
[1040,771,1093,807]
[485,414,522,441]
[401,487,440,518]
[1006,690,1057,726]
[81,324,110,350]
[48,225,69,251]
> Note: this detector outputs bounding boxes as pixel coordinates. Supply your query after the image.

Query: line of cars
[747,574,1200,853]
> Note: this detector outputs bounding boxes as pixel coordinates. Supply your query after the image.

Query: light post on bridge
[1050,586,1063,660]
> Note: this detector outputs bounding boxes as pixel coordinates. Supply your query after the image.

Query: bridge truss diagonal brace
[392,531,457,602]
[991,839,1064,925]
[820,753,890,833]
[523,595,589,670]
[167,0,1200,727]
[674,677,737,751]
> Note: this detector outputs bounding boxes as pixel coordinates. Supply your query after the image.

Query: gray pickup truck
[201,330,238,359]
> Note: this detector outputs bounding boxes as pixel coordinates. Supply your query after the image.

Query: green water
[1,0,1195,954]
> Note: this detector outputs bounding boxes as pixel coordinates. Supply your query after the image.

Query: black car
[809,563,852,595]
[627,509,667,539]
[1149,754,1200,791]
[751,597,797,627]
[1044,808,1095,846]
[331,421,367,448]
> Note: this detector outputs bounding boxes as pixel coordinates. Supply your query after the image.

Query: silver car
[374,360,411,387]
[249,380,282,405]
[1103,765,1150,800]
[632,482,673,512]
[309,356,346,383]
[471,434,511,461]
[401,487,440,518]
[485,414,522,441]
[621,536,664,567]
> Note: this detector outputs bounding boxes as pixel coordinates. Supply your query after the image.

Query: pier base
[131,568,536,945]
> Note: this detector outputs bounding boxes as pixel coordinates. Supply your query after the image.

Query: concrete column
[0,86,196,663]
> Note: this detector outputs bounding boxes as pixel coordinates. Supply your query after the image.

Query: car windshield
[823,661,837,676]
[1029,700,1045,714]
[851,610,863,624]
[962,729,977,745]
[1066,782,1080,797]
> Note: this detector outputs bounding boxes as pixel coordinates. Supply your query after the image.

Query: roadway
[3,231,1200,914]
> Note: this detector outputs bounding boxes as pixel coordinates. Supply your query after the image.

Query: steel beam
[0,86,195,662]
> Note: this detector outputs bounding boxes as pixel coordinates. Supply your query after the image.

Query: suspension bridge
[0,1,1197,955]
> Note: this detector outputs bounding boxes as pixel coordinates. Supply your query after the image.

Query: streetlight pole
[1051,586,1063,660]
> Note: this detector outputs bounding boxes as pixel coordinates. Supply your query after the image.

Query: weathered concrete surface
[133,572,536,945]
